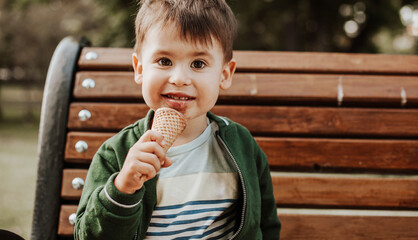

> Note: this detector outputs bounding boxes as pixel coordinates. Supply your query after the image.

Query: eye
[191,60,206,69]
[158,58,172,66]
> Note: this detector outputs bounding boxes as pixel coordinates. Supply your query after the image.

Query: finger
[134,151,162,172]
[137,130,164,146]
[124,151,160,178]
[137,161,157,180]
[134,141,166,163]
[161,157,173,168]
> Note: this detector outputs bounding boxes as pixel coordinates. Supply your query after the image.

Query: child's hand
[114,130,172,194]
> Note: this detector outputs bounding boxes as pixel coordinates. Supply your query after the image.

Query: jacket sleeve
[258,149,281,239]
[74,144,145,240]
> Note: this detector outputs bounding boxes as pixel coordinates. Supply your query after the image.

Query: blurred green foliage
[231,0,406,52]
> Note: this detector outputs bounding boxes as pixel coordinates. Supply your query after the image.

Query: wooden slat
[61,169,418,209]
[68,103,150,131]
[279,211,418,240]
[61,170,85,199]
[78,47,418,75]
[59,206,418,238]
[74,71,136,100]
[78,48,133,71]
[61,169,87,200]
[65,132,113,163]
[67,103,418,137]
[73,71,418,106]
[234,51,418,75]
[58,205,77,236]
[341,75,418,106]
[226,73,418,106]
[273,173,418,208]
[65,132,418,171]
[212,105,418,137]
[258,137,418,171]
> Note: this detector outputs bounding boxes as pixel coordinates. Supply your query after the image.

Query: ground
[0,121,39,239]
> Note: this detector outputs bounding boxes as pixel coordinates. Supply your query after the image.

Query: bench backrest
[32,36,418,240]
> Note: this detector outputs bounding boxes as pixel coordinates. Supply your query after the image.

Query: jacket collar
[207,111,230,128]
[142,109,155,131]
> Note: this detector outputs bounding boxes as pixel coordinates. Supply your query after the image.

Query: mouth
[162,94,195,101]
[161,93,195,111]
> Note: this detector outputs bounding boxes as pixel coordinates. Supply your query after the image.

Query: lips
[162,92,195,111]
[162,93,195,101]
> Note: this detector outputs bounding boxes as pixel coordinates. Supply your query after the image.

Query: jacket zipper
[133,231,138,240]
[216,132,247,240]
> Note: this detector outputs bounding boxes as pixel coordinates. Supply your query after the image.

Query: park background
[0,0,417,238]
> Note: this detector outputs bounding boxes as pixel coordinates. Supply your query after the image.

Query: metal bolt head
[82,78,96,89]
[69,213,77,226]
[72,177,85,190]
[75,140,88,153]
[85,51,98,60]
[78,109,91,121]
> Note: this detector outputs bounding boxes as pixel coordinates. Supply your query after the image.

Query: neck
[172,114,208,147]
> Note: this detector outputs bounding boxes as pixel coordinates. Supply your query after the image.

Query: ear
[220,59,236,90]
[132,52,143,85]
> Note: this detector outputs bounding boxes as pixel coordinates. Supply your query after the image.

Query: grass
[0,121,40,239]
[1,85,43,122]
[0,85,43,238]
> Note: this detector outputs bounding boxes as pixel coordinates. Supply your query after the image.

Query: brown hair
[134,0,237,62]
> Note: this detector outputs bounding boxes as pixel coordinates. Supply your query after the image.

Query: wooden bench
[32,36,418,240]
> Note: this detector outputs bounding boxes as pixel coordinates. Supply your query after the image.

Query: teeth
[167,95,191,100]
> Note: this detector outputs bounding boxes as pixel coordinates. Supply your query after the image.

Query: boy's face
[132,23,236,124]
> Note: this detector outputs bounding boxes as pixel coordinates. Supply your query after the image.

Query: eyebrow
[192,51,214,60]
[151,49,214,61]
[152,50,173,57]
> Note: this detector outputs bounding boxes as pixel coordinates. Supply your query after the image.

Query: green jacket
[75,110,281,240]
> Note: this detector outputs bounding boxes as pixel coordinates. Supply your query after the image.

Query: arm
[75,130,171,240]
[258,150,281,239]
[74,148,145,240]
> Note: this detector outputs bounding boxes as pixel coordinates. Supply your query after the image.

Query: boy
[75,0,281,239]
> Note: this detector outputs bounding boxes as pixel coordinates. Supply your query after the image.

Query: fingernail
[161,140,166,146]
[161,160,165,166]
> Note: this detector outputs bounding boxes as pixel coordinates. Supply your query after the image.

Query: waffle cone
[151,107,187,152]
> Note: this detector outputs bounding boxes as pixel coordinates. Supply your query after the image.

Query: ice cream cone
[151,107,187,152]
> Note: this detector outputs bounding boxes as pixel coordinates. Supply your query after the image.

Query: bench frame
[32,37,85,240]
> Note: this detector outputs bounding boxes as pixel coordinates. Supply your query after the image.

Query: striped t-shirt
[145,120,239,239]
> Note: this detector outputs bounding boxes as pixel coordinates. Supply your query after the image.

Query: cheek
[140,85,152,106]
[198,82,220,106]
[141,71,161,92]
[140,78,159,103]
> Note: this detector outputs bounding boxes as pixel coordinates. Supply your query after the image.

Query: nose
[168,66,192,86]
